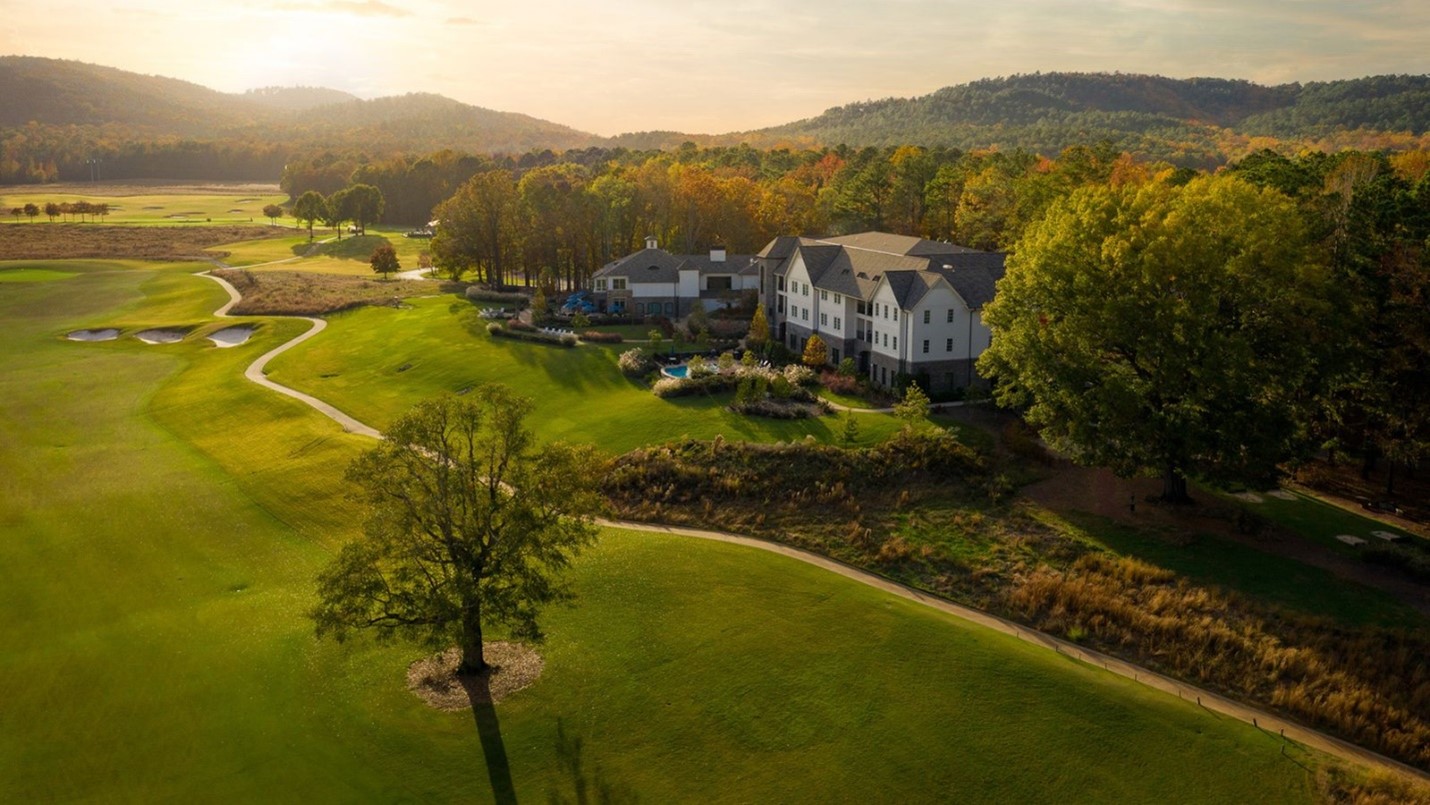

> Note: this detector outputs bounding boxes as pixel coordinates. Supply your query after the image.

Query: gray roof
[595,248,754,283]
[930,252,1006,309]
[819,232,979,258]
[757,230,1006,310]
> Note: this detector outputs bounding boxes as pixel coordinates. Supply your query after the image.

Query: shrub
[618,348,656,377]
[689,362,715,380]
[837,357,857,377]
[506,319,535,332]
[1362,543,1430,583]
[821,370,862,396]
[783,364,816,386]
[580,331,623,344]
[487,324,577,347]
[652,373,741,398]
[465,287,529,306]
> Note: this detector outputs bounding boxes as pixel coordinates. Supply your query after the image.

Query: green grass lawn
[264,294,906,453]
[1224,488,1418,556]
[0,260,1331,801]
[1039,509,1424,628]
[0,190,287,226]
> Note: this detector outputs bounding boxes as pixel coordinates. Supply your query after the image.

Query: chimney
[710,246,726,262]
[645,235,658,250]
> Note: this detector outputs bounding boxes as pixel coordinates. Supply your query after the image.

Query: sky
[1,0,1427,136]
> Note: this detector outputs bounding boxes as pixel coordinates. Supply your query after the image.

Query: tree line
[5,200,111,222]
[980,148,1429,502]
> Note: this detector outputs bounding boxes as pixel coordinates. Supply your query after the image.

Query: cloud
[446,16,478,25]
[319,0,410,17]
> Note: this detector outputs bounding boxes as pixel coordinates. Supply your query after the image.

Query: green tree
[571,310,590,330]
[262,203,284,225]
[22,202,39,222]
[842,411,860,445]
[311,388,599,675]
[531,287,549,324]
[43,201,60,222]
[340,183,385,235]
[894,382,930,429]
[292,191,327,241]
[802,334,828,368]
[325,188,350,239]
[370,243,400,279]
[978,176,1332,502]
[648,329,664,355]
[837,357,857,377]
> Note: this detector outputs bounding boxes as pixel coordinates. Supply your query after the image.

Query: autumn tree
[432,169,519,286]
[370,243,400,279]
[979,176,1332,502]
[44,202,60,222]
[802,333,828,368]
[22,202,39,222]
[311,388,600,675]
[748,305,770,352]
[292,191,327,241]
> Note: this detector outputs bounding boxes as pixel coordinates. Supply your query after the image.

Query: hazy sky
[2,0,1427,135]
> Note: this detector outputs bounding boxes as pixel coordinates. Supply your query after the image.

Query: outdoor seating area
[478,308,515,319]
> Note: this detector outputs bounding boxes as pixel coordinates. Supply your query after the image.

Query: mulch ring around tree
[405,642,544,711]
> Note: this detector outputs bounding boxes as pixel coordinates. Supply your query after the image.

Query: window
[857,301,868,315]
[833,317,842,330]
[595,279,607,291]
[892,336,898,350]
[834,294,842,304]
[635,302,645,314]
[777,277,785,291]
[923,310,930,324]
[883,304,889,319]
[893,309,898,322]
[922,339,929,354]
[832,348,841,363]
[820,289,828,301]
[802,307,809,321]
[611,278,627,290]
[820,312,828,326]
[803,282,810,296]
[664,302,674,315]
[777,297,786,314]
[946,338,953,352]
[707,276,732,291]
[947,309,954,323]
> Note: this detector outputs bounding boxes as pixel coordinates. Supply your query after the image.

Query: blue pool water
[662,365,689,379]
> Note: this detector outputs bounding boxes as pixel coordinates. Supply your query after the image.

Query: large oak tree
[312,387,600,674]
[979,175,1333,501]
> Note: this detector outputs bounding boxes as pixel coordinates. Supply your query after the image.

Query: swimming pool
[661,365,689,379]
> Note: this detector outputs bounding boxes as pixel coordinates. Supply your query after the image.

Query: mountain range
[3,56,1429,170]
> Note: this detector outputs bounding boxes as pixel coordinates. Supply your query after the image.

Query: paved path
[198,270,381,439]
[191,269,1429,784]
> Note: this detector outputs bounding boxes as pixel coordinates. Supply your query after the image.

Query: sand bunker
[1266,489,1297,501]
[134,328,186,344]
[66,328,120,342]
[207,325,255,348]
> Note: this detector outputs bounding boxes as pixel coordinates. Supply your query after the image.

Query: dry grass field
[0,224,288,261]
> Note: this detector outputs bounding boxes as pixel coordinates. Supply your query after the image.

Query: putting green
[0,261,1323,801]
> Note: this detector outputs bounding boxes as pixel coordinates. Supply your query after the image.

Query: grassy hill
[0,258,1330,801]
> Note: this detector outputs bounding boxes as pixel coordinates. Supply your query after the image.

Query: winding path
[196,271,1428,784]
[200,270,380,439]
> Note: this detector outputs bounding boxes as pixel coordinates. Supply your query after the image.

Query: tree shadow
[546,719,639,805]
[463,673,519,805]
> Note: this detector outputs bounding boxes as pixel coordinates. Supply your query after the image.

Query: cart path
[194,269,1429,784]
[198,270,380,439]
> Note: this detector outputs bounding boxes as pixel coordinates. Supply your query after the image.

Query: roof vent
[645,235,658,250]
[710,246,726,262]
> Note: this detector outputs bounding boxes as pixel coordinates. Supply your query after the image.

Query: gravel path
[191,269,1429,784]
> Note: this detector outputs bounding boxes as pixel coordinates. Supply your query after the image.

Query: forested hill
[0,56,262,133]
[0,56,600,168]
[712,73,1430,167]
[242,86,360,112]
